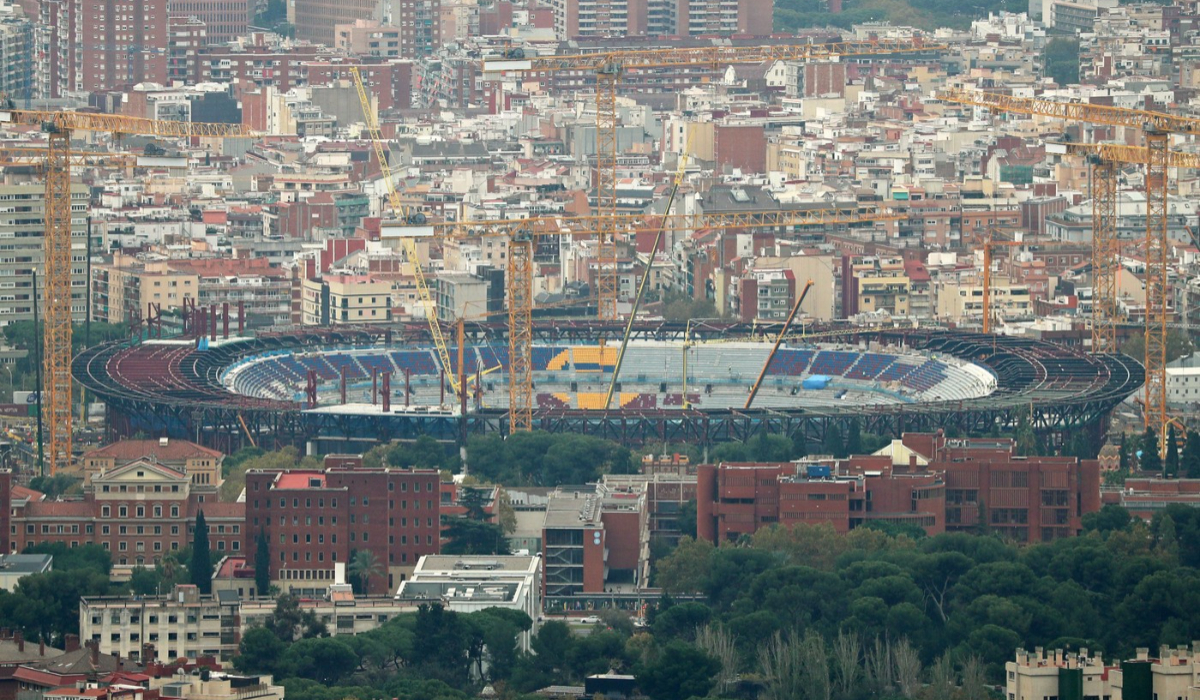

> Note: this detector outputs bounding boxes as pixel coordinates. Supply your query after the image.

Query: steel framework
[941,89,1200,456]
[595,65,620,321]
[76,329,1143,453]
[0,106,249,473]
[43,130,72,470]
[1145,130,1170,453]
[507,231,534,431]
[1091,158,1119,354]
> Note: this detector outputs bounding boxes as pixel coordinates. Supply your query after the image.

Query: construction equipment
[745,279,814,409]
[1046,141,1200,353]
[440,207,902,430]
[0,106,250,473]
[486,39,946,321]
[350,66,463,404]
[941,88,1200,455]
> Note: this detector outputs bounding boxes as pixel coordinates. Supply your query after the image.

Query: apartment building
[82,583,417,662]
[0,185,89,326]
[548,0,770,39]
[41,0,169,97]
[300,275,393,325]
[167,0,249,45]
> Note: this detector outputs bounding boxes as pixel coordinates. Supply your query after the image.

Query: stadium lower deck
[73,327,1144,450]
[219,341,999,412]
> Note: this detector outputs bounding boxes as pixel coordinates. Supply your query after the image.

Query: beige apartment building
[937,279,1032,325]
[301,275,394,325]
[81,583,419,662]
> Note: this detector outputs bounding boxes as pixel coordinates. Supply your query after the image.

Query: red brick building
[697,456,945,543]
[243,466,441,596]
[1101,478,1200,521]
[42,0,169,97]
[303,60,414,112]
[696,433,1102,545]
[923,435,1101,542]
[1,460,242,567]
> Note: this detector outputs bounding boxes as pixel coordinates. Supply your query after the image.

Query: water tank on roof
[806,465,832,478]
[802,375,832,390]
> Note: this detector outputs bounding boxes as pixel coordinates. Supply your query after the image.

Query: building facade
[82,583,416,662]
[41,0,169,97]
[0,462,242,567]
[167,0,248,45]
[243,466,441,595]
[79,438,223,487]
[0,185,89,326]
[696,458,946,543]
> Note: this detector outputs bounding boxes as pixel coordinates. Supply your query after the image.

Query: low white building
[396,555,542,651]
[0,553,51,591]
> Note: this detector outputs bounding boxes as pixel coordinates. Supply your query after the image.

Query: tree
[442,519,511,556]
[824,426,845,458]
[677,499,698,540]
[190,511,213,594]
[1119,433,1130,471]
[635,641,720,700]
[235,626,287,675]
[1167,423,1180,477]
[846,419,864,456]
[1043,38,1080,86]
[282,637,359,684]
[255,531,271,598]
[1140,427,1162,475]
[654,536,713,594]
[458,487,489,521]
[129,566,161,596]
[1122,329,1193,366]
[265,595,328,642]
[1185,430,1200,478]
[349,550,384,595]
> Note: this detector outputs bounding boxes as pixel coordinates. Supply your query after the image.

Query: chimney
[38,640,43,657]
[142,643,156,665]
[112,651,123,672]
[14,631,22,653]
[64,634,80,653]
[88,640,99,666]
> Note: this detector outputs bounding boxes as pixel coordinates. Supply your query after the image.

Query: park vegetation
[220,503,1200,700]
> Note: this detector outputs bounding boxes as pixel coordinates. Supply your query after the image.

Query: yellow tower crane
[350,66,463,402]
[939,88,1200,455]
[485,38,947,322]
[429,207,904,431]
[1045,141,1200,354]
[0,106,250,474]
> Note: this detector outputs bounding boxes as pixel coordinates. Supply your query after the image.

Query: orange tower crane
[428,207,903,431]
[485,39,947,322]
[940,89,1200,454]
[1046,141,1200,354]
[0,107,251,472]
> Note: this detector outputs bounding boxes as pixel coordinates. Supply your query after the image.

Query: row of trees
[652,503,1200,686]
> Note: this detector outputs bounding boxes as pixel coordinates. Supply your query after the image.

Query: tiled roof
[82,440,222,463]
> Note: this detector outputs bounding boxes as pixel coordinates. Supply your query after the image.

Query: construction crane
[0,106,250,473]
[485,38,946,322]
[940,88,1200,455]
[434,207,903,431]
[745,279,814,409]
[350,65,464,405]
[979,230,1082,334]
[1046,141,1200,353]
